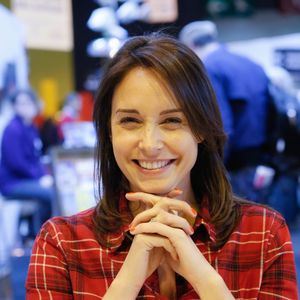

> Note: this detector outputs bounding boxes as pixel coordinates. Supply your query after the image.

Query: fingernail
[189,226,194,235]
[129,225,135,231]
[191,208,197,216]
[174,188,183,193]
[125,192,135,198]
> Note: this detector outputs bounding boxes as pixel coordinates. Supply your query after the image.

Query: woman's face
[110,67,199,195]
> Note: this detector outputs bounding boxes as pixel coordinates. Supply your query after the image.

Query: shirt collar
[193,205,216,244]
[106,193,133,250]
[106,194,217,250]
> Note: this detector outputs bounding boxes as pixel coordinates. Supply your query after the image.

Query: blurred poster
[145,0,178,23]
[11,0,73,51]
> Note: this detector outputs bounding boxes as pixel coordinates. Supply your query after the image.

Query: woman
[26,34,298,299]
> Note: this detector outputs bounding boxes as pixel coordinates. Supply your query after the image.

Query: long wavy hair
[93,33,241,250]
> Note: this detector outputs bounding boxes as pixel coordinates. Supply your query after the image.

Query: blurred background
[0,0,299,299]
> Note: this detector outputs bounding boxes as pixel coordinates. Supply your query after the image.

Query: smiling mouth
[133,160,175,170]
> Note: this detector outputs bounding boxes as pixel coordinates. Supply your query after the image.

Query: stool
[0,194,39,250]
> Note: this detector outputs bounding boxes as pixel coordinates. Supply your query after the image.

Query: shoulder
[238,202,286,233]
[225,202,292,252]
[40,207,97,243]
[4,117,21,132]
[3,117,27,140]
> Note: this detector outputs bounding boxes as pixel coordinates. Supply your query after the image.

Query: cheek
[176,136,198,163]
[111,130,136,161]
[169,133,197,151]
[112,129,136,147]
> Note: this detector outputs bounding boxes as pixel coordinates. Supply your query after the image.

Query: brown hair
[93,32,241,249]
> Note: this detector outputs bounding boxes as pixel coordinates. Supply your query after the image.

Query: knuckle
[157,210,169,223]
[183,218,190,228]
[174,228,186,239]
[181,201,191,211]
[134,233,145,244]
[155,201,164,210]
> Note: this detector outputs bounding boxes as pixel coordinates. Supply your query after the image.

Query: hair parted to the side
[92,32,241,249]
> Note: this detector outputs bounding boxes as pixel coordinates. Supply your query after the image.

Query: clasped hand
[125,190,205,286]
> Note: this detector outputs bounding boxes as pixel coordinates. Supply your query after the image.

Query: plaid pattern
[26,198,299,299]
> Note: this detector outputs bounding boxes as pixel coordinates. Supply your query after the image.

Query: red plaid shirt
[26,198,298,299]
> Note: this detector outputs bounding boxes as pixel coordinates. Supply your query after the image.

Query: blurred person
[264,66,300,225]
[206,0,253,17]
[56,91,82,140]
[179,21,271,204]
[0,89,54,236]
[56,92,82,142]
[26,33,298,299]
[34,113,62,155]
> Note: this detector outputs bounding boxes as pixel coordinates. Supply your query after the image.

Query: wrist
[192,273,234,300]
[103,277,141,300]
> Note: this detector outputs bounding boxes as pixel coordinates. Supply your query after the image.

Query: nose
[138,124,163,156]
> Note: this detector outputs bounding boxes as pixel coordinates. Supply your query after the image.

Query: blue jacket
[204,45,269,159]
[0,116,45,193]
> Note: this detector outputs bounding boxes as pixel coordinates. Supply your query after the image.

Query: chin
[138,184,176,196]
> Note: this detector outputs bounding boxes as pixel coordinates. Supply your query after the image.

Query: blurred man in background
[179,20,270,203]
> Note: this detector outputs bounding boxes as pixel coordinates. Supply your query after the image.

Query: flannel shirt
[26,196,299,299]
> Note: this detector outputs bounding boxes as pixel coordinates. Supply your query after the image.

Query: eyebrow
[115,108,183,115]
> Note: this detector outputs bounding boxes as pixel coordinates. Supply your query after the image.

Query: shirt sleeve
[258,214,299,299]
[26,220,73,299]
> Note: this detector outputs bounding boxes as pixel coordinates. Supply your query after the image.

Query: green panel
[27,49,74,107]
[0,0,10,8]
[1,0,75,113]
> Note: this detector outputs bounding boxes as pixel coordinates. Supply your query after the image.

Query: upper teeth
[139,160,170,170]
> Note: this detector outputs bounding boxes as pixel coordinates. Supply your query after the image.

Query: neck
[179,182,197,208]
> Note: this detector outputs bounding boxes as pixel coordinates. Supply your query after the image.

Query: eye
[119,116,142,129]
[164,117,182,124]
[162,117,183,129]
[119,117,141,124]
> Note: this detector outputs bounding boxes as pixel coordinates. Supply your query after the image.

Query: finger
[166,189,182,215]
[131,210,194,235]
[166,188,183,198]
[144,234,178,261]
[126,192,197,218]
[126,191,181,203]
[131,222,188,246]
[132,188,182,211]
[154,211,194,235]
[126,192,158,206]
[126,188,182,204]
[130,207,159,228]
[159,199,196,218]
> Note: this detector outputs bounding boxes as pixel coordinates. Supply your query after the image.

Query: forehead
[112,67,179,110]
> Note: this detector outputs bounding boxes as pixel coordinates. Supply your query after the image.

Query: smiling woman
[26,33,299,300]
